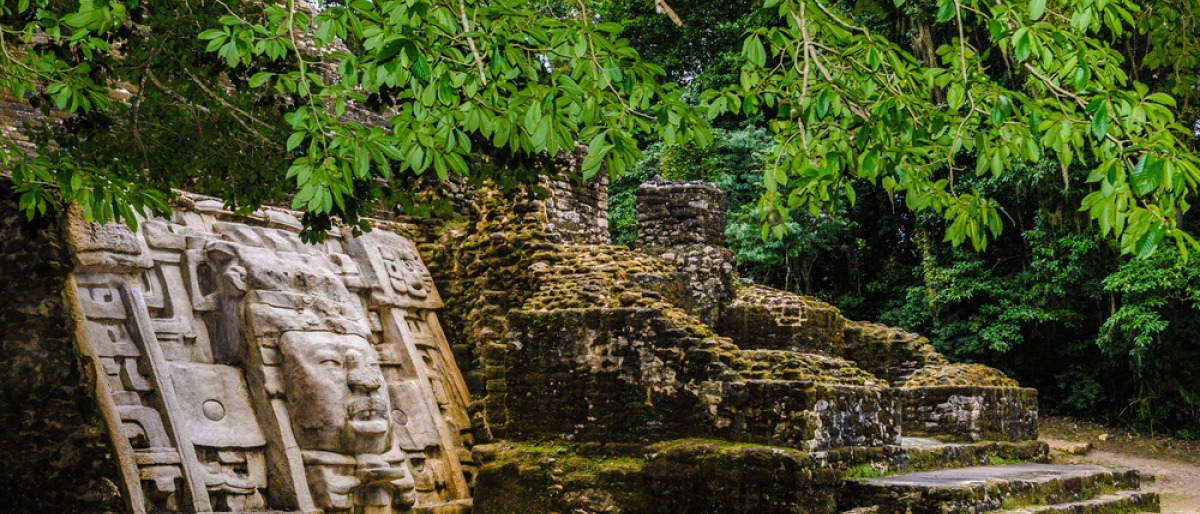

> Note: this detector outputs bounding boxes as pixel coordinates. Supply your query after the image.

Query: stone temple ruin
[0,170,1160,513]
[62,195,474,513]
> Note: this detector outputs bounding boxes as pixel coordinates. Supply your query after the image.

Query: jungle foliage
[0,0,707,239]
[3,0,1200,429]
[603,0,1200,432]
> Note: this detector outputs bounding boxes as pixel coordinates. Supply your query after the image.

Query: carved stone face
[380,246,430,299]
[280,332,391,455]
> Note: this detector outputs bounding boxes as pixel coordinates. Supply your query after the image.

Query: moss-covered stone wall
[504,300,897,449]
[545,176,609,245]
[842,321,948,385]
[635,179,727,249]
[900,386,1039,442]
[722,285,847,356]
[0,180,126,513]
[473,440,841,514]
[634,179,735,327]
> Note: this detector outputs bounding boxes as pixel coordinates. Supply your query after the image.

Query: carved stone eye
[315,350,343,368]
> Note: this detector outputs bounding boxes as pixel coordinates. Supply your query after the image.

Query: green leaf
[412,52,431,81]
[935,0,956,23]
[286,132,305,151]
[581,143,613,179]
[1135,222,1166,258]
[947,84,965,110]
[198,29,226,40]
[1145,92,1176,107]
[860,150,879,176]
[742,35,766,68]
[1091,102,1108,139]
[1013,28,1032,62]
[816,90,831,118]
[867,48,882,70]
[1029,0,1047,21]
[1130,155,1163,195]
[990,103,1006,125]
[596,22,622,33]
[1072,66,1089,90]
[249,71,274,88]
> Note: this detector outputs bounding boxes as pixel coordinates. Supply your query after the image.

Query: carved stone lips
[350,418,390,436]
[347,392,390,436]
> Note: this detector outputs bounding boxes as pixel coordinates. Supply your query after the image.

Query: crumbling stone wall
[0,180,126,513]
[722,285,847,356]
[505,307,897,449]
[1,93,64,155]
[843,321,948,385]
[503,238,897,450]
[635,179,736,327]
[545,175,609,245]
[473,440,842,514]
[900,386,1038,442]
[441,186,562,439]
[430,178,903,452]
[635,178,727,249]
[414,171,610,435]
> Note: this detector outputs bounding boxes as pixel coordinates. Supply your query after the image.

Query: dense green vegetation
[0,0,707,239]
[603,0,1200,432]
[2,0,1199,430]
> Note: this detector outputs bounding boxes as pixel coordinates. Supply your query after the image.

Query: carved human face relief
[280,332,392,455]
[380,246,430,300]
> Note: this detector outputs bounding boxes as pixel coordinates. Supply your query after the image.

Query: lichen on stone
[903,363,1019,388]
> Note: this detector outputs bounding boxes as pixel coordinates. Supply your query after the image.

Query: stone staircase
[839,462,1159,513]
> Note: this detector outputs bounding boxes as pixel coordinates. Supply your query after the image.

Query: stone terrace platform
[841,463,1159,513]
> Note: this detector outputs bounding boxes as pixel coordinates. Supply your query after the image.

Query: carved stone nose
[345,350,382,392]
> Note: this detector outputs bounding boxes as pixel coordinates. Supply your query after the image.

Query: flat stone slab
[862,463,1119,488]
[842,464,1147,514]
[900,436,948,449]
[999,491,1159,513]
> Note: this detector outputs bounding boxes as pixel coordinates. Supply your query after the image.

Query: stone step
[997,491,1159,513]
[839,463,1145,514]
[894,437,1050,472]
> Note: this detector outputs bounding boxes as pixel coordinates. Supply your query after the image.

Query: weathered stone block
[899,386,1038,442]
[722,285,847,357]
[473,439,841,514]
[505,306,896,451]
[635,179,728,249]
[843,321,948,385]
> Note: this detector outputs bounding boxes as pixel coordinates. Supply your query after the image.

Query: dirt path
[1050,448,1200,513]
[1040,417,1200,513]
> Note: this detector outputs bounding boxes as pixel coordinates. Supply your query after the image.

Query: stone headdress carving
[65,198,474,513]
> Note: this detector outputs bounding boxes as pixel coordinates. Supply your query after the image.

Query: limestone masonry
[0,166,1156,513]
[62,193,474,513]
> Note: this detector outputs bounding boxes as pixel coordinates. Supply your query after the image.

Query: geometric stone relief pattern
[66,196,473,513]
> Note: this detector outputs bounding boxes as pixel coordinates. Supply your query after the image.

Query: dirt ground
[1040,416,1200,513]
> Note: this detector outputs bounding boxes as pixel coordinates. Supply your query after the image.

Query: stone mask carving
[280,331,391,455]
[66,199,472,514]
[380,246,430,300]
[211,243,412,510]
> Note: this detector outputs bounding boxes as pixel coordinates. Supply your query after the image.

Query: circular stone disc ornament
[202,399,227,421]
